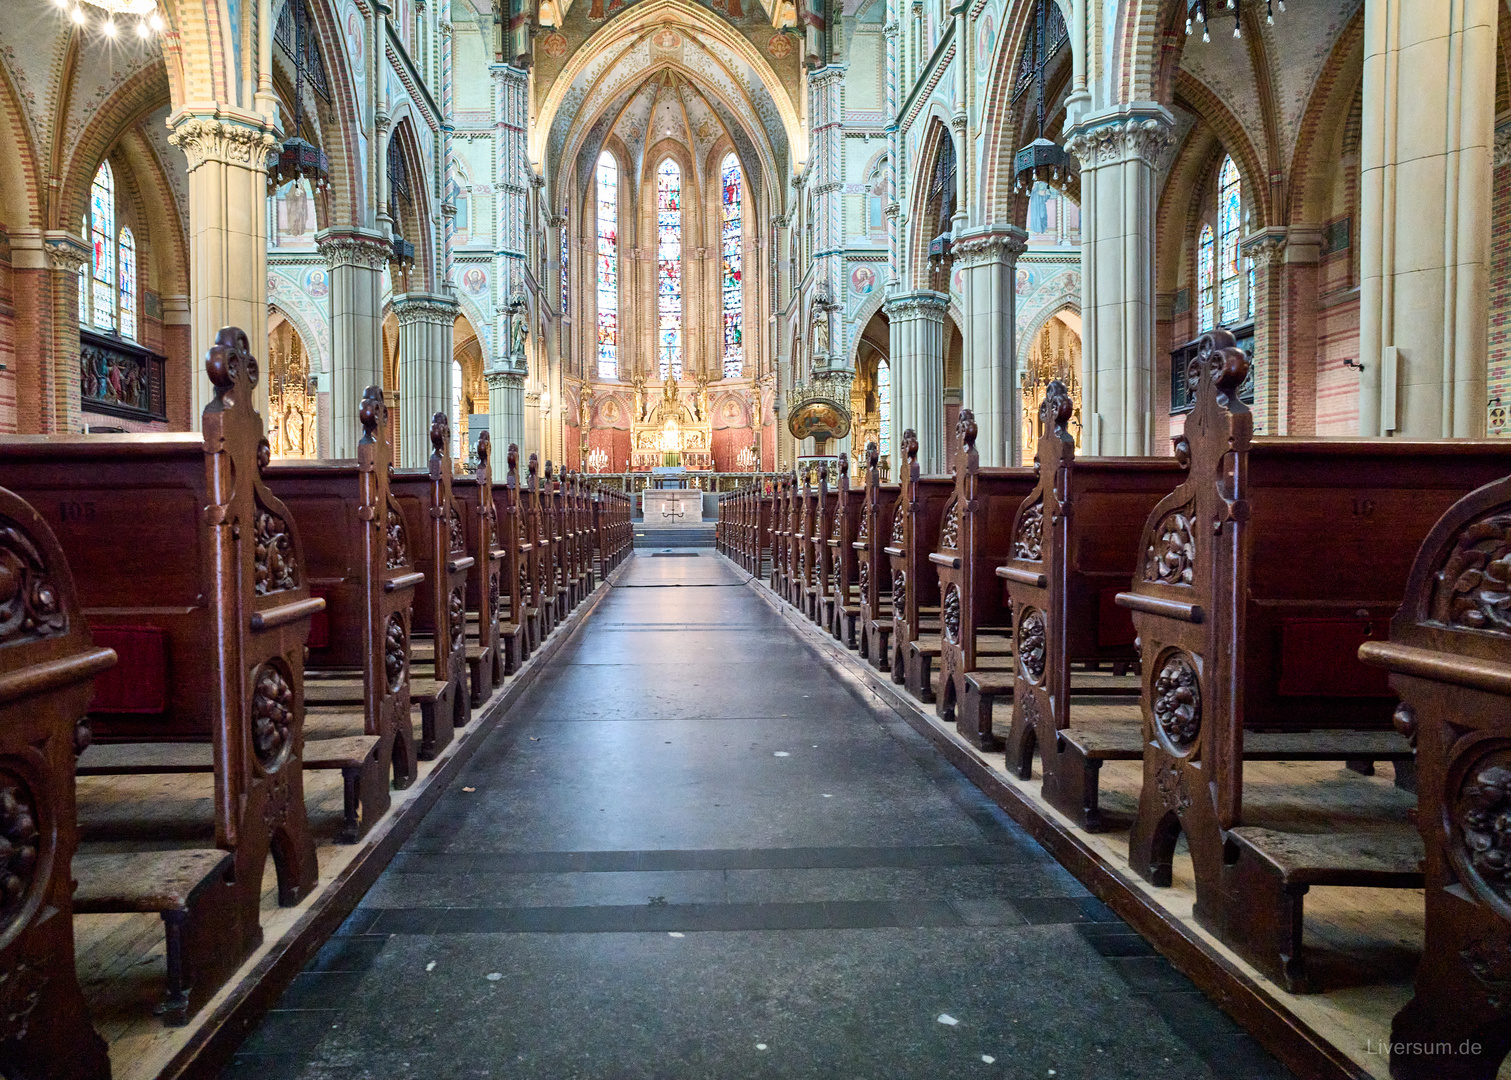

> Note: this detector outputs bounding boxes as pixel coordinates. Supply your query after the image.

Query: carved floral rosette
[1018,607,1046,685]
[1431,512,1511,633]
[251,659,296,772]
[449,588,466,654]
[384,614,408,693]
[892,570,906,612]
[1013,499,1044,562]
[943,584,962,645]
[1151,650,1201,754]
[939,498,960,551]
[891,503,905,544]
[0,519,66,644]
[386,508,410,569]
[1145,507,1195,586]
[254,499,299,595]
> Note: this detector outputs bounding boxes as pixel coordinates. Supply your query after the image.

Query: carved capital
[1064,107,1172,169]
[393,294,460,326]
[884,290,949,321]
[486,369,526,391]
[316,230,393,271]
[168,113,280,172]
[952,228,1028,267]
[1240,226,1288,269]
[1497,125,1511,168]
[44,231,89,275]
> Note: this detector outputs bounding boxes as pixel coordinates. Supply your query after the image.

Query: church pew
[755,483,774,580]
[790,473,811,609]
[259,385,423,840]
[1359,470,1511,1080]
[571,473,594,598]
[527,457,557,637]
[389,415,472,760]
[926,410,1035,735]
[1119,329,1511,992]
[0,485,117,1078]
[518,455,544,651]
[857,443,901,667]
[543,464,569,622]
[886,431,951,686]
[826,456,866,646]
[805,467,838,624]
[993,385,1177,807]
[452,433,501,705]
[491,444,529,674]
[1,328,321,1023]
[770,474,791,596]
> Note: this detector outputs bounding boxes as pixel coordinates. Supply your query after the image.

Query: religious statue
[632,372,647,423]
[694,370,710,423]
[750,378,763,431]
[511,311,528,357]
[663,370,680,413]
[285,182,310,238]
[579,382,593,429]
[811,286,832,358]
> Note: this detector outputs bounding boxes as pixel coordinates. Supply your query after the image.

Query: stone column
[169,112,280,422]
[487,369,526,455]
[1064,104,1171,455]
[956,228,1028,465]
[10,230,88,433]
[1359,0,1496,437]
[393,293,459,466]
[318,230,391,456]
[885,291,948,472]
[1241,226,1289,435]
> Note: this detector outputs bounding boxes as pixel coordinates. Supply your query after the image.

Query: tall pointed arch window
[1217,157,1242,323]
[595,154,619,379]
[452,358,464,460]
[118,227,137,341]
[1197,225,1215,334]
[720,153,744,378]
[877,358,891,450]
[656,158,683,379]
[90,163,116,332]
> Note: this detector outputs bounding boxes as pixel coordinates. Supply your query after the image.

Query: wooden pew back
[858,442,901,664]
[888,430,953,680]
[0,485,115,1079]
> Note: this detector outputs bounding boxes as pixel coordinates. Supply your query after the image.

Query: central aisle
[224,551,1291,1079]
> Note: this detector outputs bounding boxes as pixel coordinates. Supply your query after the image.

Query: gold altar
[629,372,713,470]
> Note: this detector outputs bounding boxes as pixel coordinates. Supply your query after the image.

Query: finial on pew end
[1191,329,1250,406]
[865,440,878,471]
[544,461,554,483]
[508,444,519,474]
[957,409,977,452]
[528,452,538,482]
[903,429,919,463]
[257,437,271,472]
[838,452,849,481]
[1041,380,1074,443]
[359,386,385,444]
[204,327,257,410]
[429,413,449,456]
[476,430,491,471]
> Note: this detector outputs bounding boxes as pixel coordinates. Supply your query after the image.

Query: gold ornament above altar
[629,372,713,470]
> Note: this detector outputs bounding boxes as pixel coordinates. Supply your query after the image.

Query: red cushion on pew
[1277,618,1393,698]
[89,626,168,714]
[1097,586,1138,648]
[306,586,330,649]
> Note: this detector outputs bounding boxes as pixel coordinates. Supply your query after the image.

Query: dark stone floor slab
[223,553,1291,1079]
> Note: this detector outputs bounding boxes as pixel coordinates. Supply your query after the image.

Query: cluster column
[884,291,948,472]
[394,294,459,466]
[318,230,392,456]
[1358,0,1497,436]
[956,228,1028,465]
[1064,105,1171,455]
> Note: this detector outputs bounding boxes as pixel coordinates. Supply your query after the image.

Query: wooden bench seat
[78,735,385,844]
[74,849,238,1024]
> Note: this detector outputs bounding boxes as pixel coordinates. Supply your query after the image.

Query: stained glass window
[720,153,743,379]
[656,158,683,380]
[595,154,618,379]
[77,218,88,325]
[1218,157,1241,323]
[118,227,137,341]
[1197,225,1215,334]
[452,359,463,460]
[877,359,891,450]
[90,163,115,332]
[560,205,569,350]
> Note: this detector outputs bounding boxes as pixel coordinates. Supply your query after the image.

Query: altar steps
[633,524,717,548]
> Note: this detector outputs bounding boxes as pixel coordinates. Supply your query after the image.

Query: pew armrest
[447,556,476,572]
[883,546,904,558]
[386,571,426,592]
[929,553,961,569]
[251,596,326,632]
[1359,640,1511,697]
[1115,591,1204,624]
[997,565,1046,588]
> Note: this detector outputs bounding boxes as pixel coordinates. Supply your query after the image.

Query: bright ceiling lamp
[55,0,165,37]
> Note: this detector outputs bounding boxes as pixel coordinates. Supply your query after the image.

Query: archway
[1018,309,1082,465]
[268,312,320,459]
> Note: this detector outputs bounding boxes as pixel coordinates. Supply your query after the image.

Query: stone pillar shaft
[169,112,280,423]
[1065,105,1171,456]
[319,230,391,456]
[394,294,459,467]
[957,228,1027,465]
[885,291,948,472]
[1359,0,1496,436]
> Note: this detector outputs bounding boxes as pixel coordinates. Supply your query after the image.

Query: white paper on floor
[937,1014,959,1026]
[485,972,503,981]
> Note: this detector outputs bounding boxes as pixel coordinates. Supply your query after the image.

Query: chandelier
[1186,0,1285,41]
[587,446,609,473]
[54,0,164,37]
[266,0,331,193]
[1012,0,1072,194]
